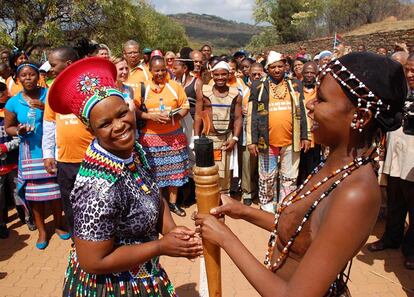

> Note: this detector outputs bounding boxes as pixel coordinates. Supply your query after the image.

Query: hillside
[168,13,261,54]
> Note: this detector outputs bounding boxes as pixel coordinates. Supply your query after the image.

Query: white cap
[211,61,230,72]
[39,61,51,73]
[265,51,285,69]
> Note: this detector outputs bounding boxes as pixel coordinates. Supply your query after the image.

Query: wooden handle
[194,164,222,297]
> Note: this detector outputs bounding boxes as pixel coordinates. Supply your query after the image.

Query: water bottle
[159,97,165,112]
[26,107,36,132]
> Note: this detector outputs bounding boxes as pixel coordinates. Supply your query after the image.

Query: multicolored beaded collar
[79,140,151,194]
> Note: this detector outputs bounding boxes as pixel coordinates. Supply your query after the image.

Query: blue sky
[149,0,255,24]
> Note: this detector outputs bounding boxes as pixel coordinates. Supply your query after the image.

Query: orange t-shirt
[268,81,293,148]
[125,65,151,89]
[135,80,189,135]
[6,76,48,97]
[44,95,94,163]
[303,87,317,147]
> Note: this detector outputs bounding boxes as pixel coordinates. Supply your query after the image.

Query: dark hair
[9,49,28,69]
[74,38,100,58]
[51,46,79,62]
[201,44,211,51]
[227,57,238,70]
[51,46,78,63]
[149,55,165,70]
[241,57,254,64]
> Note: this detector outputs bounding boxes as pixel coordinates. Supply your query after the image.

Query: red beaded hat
[49,57,123,125]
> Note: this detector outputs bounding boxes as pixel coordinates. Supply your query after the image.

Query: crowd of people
[0,38,413,297]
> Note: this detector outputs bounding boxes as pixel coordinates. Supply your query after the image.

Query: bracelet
[16,127,19,136]
[193,136,200,140]
[232,136,239,142]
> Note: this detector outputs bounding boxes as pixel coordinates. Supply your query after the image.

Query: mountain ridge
[168,13,261,54]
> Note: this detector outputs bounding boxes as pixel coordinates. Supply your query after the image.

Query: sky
[149,0,255,24]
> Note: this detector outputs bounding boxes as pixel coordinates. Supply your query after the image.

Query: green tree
[0,0,188,54]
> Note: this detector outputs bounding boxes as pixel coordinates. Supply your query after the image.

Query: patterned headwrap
[319,52,407,132]
[48,57,123,126]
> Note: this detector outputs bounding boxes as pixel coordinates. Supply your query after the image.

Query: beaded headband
[16,63,39,75]
[318,59,390,119]
[79,87,124,126]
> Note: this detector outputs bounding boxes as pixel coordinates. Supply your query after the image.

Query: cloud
[149,0,255,24]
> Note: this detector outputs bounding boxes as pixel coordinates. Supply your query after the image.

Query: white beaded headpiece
[318,59,390,119]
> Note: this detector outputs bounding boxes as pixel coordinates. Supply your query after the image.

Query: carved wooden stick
[193,136,221,297]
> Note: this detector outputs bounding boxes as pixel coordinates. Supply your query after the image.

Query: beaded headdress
[317,52,407,132]
[49,57,124,126]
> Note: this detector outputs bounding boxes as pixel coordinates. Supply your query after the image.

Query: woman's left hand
[29,99,44,110]
[194,214,233,248]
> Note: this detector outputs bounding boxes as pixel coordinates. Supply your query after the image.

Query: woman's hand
[210,194,246,220]
[28,99,44,110]
[158,229,203,259]
[194,213,234,248]
[16,123,32,135]
[149,113,170,124]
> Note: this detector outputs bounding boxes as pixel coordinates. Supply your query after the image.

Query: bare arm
[197,173,380,296]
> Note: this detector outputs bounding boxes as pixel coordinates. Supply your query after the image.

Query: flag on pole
[333,33,343,49]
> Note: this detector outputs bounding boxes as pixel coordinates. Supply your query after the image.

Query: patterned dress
[62,140,177,297]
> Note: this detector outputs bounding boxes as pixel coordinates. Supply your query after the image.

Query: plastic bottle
[159,97,165,112]
[26,107,36,132]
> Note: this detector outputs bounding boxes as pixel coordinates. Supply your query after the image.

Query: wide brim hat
[49,57,123,126]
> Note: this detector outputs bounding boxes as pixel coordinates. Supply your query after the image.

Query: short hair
[302,61,318,72]
[123,40,140,51]
[201,44,211,51]
[149,55,165,70]
[250,62,264,70]
[407,53,414,61]
[50,46,79,62]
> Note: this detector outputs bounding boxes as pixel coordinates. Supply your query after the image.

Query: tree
[252,0,403,44]
[0,0,188,55]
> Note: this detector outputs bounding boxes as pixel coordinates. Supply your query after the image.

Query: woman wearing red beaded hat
[49,57,202,297]
[195,52,408,296]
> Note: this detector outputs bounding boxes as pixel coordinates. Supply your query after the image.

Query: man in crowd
[367,53,414,270]
[123,40,150,88]
[190,50,204,79]
[200,44,212,60]
[42,46,93,233]
[247,51,309,213]
[194,61,242,193]
[297,61,321,184]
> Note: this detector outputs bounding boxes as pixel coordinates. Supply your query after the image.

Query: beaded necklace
[269,79,288,100]
[264,155,371,272]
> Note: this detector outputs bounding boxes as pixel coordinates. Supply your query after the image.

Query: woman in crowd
[292,58,306,81]
[48,57,202,297]
[165,51,176,79]
[6,49,29,97]
[136,56,190,217]
[4,63,68,249]
[111,56,135,111]
[97,44,111,59]
[195,52,407,296]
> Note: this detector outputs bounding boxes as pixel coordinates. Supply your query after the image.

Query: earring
[350,112,358,130]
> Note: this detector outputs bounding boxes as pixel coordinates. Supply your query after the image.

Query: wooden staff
[193,136,222,297]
